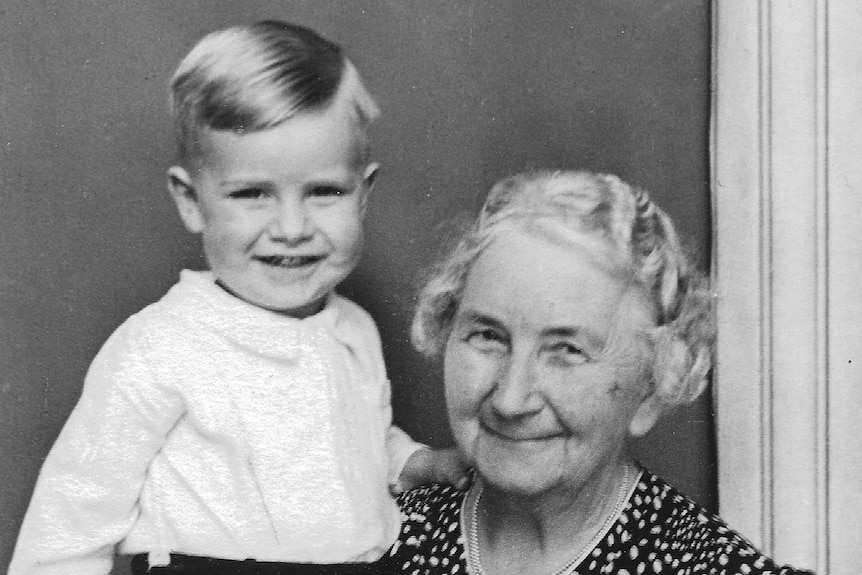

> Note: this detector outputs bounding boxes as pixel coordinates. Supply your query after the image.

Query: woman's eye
[547,341,589,364]
[466,329,507,352]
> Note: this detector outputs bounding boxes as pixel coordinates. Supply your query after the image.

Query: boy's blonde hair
[169,20,380,165]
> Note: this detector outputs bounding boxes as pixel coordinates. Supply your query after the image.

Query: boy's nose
[270,200,312,243]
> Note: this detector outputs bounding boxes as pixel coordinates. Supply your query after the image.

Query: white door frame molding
[713,1,862,573]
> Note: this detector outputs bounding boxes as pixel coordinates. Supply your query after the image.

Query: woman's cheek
[442,347,482,464]
[445,346,476,400]
[444,345,491,425]
[544,365,617,431]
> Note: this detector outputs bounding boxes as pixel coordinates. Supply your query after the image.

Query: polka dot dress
[385,469,815,575]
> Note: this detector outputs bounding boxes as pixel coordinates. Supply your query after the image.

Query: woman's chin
[472,438,567,497]
[478,463,563,498]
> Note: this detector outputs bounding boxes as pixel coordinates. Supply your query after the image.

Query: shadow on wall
[0,1,711,573]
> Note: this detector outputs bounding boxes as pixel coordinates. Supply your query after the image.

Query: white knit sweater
[9,270,421,574]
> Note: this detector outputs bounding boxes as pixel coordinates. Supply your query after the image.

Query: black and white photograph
[2,2,858,574]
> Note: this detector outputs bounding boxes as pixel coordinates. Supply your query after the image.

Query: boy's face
[168,102,375,318]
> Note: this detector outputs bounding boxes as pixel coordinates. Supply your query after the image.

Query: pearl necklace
[467,465,632,575]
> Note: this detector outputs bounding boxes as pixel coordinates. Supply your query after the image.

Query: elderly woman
[384,171,812,575]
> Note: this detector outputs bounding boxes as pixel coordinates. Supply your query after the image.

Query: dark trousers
[130,553,396,575]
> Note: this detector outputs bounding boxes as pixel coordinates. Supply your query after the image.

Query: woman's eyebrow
[456,309,503,328]
[542,326,606,350]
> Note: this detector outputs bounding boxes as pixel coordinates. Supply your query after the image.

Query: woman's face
[444,225,660,498]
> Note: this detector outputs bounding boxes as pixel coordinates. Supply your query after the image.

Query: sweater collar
[163,270,355,361]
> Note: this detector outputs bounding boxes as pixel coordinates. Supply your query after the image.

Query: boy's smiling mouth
[256,255,324,268]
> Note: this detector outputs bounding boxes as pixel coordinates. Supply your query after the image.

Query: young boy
[9,20,465,575]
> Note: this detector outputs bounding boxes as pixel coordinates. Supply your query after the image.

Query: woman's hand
[393,448,470,494]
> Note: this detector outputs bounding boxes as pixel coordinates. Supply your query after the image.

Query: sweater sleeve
[386,424,427,487]
[336,296,426,489]
[8,318,184,575]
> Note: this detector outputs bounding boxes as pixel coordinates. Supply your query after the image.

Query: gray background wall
[0,1,711,571]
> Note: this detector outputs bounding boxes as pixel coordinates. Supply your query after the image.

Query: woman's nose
[490,351,544,418]
[269,199,312,243]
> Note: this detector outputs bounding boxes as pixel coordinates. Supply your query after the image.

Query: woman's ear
[167,166,205,233]
[628,385,663,438]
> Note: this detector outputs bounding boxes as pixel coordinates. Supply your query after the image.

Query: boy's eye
[309,185,351,198]
[228,188,266,200]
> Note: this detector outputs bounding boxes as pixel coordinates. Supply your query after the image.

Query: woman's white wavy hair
[412,170,715,408]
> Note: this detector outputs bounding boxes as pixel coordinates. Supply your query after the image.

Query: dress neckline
[460,467,643,575]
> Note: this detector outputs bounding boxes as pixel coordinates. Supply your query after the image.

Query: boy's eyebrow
[218,178,275,188]
[218,171,359,189]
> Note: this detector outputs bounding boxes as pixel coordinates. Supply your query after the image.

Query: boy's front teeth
[262,255,317,267]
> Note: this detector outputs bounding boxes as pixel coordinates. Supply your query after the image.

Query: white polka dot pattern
[384,469,815,575]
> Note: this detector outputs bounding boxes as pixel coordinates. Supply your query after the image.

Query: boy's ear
[359,162,380,215]
[167,166,205,233]
[363,162,380,188]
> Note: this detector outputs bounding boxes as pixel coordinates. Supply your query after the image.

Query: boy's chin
[268,297,328,318]
[214,278,328,318]
[251,293,329,318]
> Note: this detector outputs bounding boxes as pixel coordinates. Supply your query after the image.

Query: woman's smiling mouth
[479,421,565,443]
